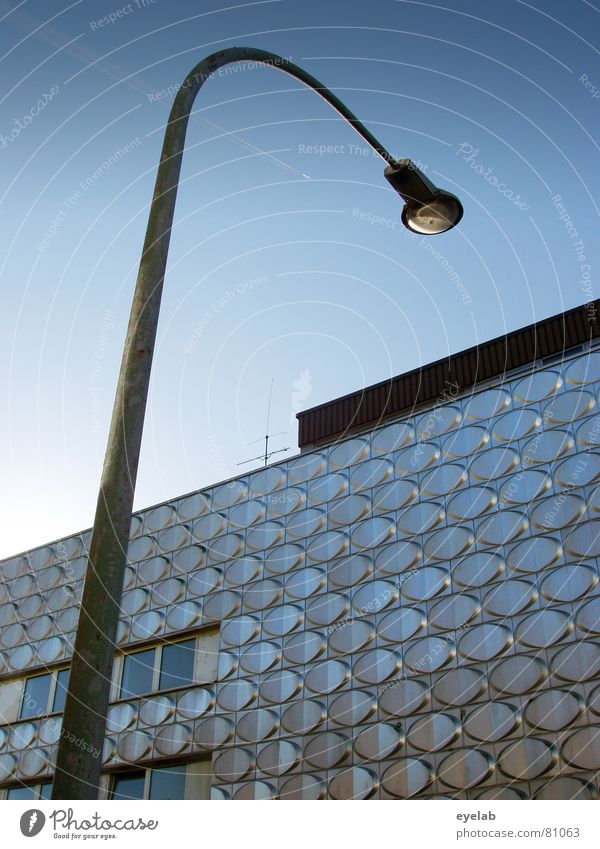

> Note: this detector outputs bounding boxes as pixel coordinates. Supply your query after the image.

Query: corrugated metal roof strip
[297,300,600,447]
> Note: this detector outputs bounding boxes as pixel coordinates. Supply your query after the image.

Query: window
[3,782,52,801]
[111,772,145,801]
[159,640,194,691]
[116,629,218,699]
[52,669,69,713]
[19,669,69,719]
[109,762,210,800]
[20,675,51,719]
[120,649,156,699]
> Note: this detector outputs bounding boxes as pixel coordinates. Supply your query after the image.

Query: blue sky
[0,0,599,557]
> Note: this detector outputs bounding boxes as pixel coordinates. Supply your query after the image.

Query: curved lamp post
[52,47,463,799]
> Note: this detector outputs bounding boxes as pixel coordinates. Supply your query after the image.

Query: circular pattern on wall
[463,387,511,421]
[187,568,222,598]
[407,713,459,751]
[513,370,561,403]
[515,609,572,648]
[329,438,369,469]
[477,511,528,546]
[329,494,371,527]
[373,479,418,512]
[560,726,600,769]
[329,690,376,726]
[306,593,349,626]
[381,758,432,798]
[372,422,414,454]
[429,594,480,631]
[544,389,595,424]
[221,615,259,647]
[490,655,547,695]
[305,659,349,694]
[493,408,541,442]
[240,641,281,674]
[352,580,397,615]
[288,452,326,483]
[423,526,474,561]
[396,442,440,474]
[329,555,373,588]
[443,426,489,458]
[498,737,555,779]
[304,732,350,769]
[524,689,583,732]
[499,469,551,504]
[551,641,600,682]
[522,429,574,465]
[329,619,375,655]
[263,604,303,636]
[380,678,429,716]
[354,724,402,761]
[283,630,326,666]
[433,667,485,706]
[259,669,302,703]
[279,774,326,800]
[257,740,299,776]
[350,458,394,491]
[404,636,455,673]
[378,607,426,643]
[470,446,519,481]
[507,535,562,573]
[447,486,497,520]
[353,648,400,684]
[576,596,600,633]
[375,541,421,576]
[541,564,597,603]
[307,473,348,504]
[281,699,325,735]
[194,716,234,750]
[214,748,254,783]
[217,680,257,712]
[463,701,520,742]
[401,566,450,602]
[236,708,279,743]
[453,551,504,588]
[483,579,537,616]
[438,748,493,789]
[421,463,468,496]
[329,767,377,800]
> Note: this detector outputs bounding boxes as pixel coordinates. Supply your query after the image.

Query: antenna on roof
[238,378,291,467]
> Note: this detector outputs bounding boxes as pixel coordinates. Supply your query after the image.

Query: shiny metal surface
[5,345,600,798]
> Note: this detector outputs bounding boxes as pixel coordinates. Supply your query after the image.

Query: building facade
[2,303,600,800]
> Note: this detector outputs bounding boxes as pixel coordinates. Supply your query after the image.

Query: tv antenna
[238,379,290,467]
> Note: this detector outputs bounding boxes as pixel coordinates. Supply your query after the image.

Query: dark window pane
[159,640,195,691]
[38,783,53,800]
[149,765,186,800]
[120,649,155,698]
[112,772,145,800]
[20,675,51,719]
[52,669,69,713]
[7,786,37,800]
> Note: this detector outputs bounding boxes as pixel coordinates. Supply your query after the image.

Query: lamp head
[384,159,463,235]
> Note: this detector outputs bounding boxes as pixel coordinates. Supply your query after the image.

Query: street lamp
[52,46,463,799]
[384,159,463,234]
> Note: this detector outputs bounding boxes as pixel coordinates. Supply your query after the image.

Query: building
[2,300,600,800]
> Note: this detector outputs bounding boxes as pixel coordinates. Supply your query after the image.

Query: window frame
[113,628,218,701]
[1,781,52,801]
[108,761,210,800]
[18,667,70,720]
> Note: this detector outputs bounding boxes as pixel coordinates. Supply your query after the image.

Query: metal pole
[51,47,396,799]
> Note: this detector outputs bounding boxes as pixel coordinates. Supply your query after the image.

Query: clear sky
[1,0,598,558]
